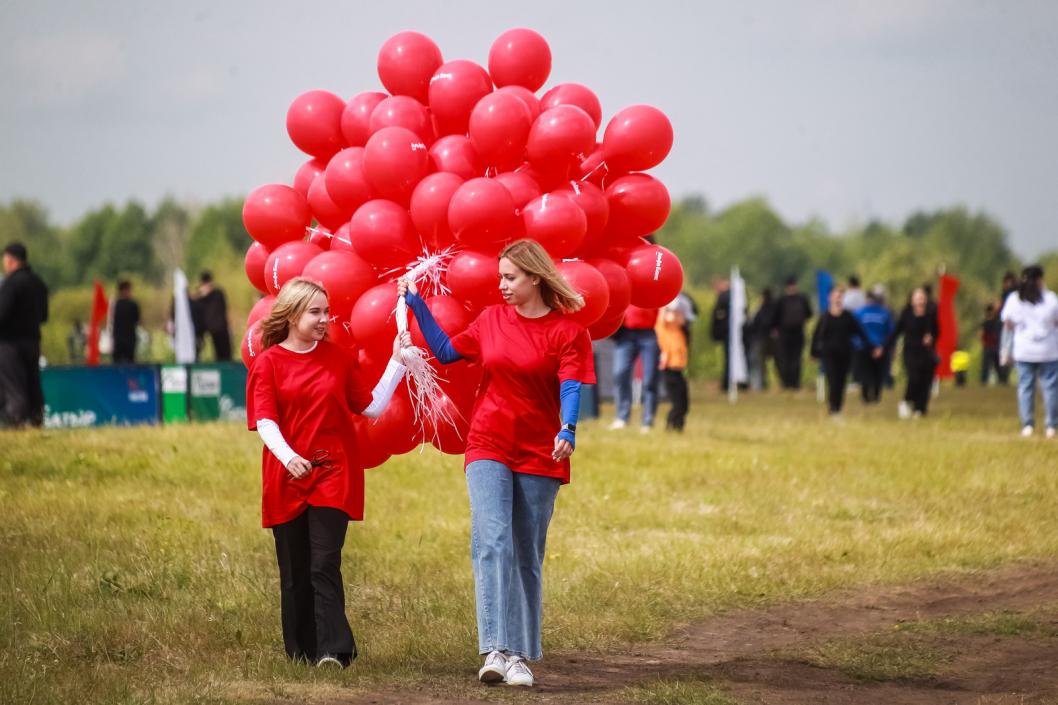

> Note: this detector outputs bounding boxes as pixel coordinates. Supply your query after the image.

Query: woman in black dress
[889,287,940,418]
[811,289,879,415]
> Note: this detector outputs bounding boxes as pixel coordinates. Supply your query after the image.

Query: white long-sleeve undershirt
[256,356,407,467]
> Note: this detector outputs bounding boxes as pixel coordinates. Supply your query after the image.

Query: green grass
[622,677,741,705]
[1,385,1057,703]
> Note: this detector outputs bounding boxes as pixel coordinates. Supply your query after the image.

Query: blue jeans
[1015,360,1058,429]
[466,460,560,660]
[613,328,661,426]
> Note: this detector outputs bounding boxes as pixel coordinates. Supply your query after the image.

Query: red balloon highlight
[243,184,312,250]
[602,104,673,172]
[377,31,443,104]
[488,28,551,92]
[286,90,346,158]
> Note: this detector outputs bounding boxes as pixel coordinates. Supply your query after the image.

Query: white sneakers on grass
[1022,426,1057,439]
[898,401,911,419]
[1021,425,1034,438]
[608,419,627,431]
[1047,427,1056,439]
[478,650,534,687]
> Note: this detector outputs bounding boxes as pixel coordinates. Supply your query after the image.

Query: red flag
[936,273,960,379]
[86,281,109,366]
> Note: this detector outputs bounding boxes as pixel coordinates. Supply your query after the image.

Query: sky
[1,0,1056,258]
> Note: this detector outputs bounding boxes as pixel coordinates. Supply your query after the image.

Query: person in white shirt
[1000,265,1058,438]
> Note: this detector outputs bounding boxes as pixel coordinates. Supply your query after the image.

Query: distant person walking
[710,278,731,391]
[1000,265,1058,438]
[980,303,1007,385]
[889,288,940,419]
[853,287,894,403]
[196,271,233,361]
[111,280,141,364]
[811,289,880,415]
[611,304,661,432]
[656,297,690,431]
[748,288,776,390]
[0,242,49,428]
[770,276,813,390]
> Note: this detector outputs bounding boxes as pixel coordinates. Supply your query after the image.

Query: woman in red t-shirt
[398,240,596,687]
[246,277,410,669]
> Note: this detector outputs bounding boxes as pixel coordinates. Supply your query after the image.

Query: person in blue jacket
[854,288,894,404]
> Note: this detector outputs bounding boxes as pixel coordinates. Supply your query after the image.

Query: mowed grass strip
[1,386,1056,703]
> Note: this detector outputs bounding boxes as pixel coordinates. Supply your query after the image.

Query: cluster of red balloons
[241,28,684,464]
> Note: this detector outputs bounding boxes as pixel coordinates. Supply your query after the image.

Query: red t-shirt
[246,340,374,527]
[623,305,660,329]
[450,305,596,483]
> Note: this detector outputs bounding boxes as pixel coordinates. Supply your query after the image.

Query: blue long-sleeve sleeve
[405,292,463,364]
[557,379,581,448]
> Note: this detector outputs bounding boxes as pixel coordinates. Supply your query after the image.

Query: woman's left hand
[392,331,412,361]
[552,435,574,462]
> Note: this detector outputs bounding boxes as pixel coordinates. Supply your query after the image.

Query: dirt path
[332,560,1058,705]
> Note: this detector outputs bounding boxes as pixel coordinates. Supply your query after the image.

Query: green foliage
[184,198,252,280]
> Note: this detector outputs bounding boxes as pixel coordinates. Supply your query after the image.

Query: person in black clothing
[889,287,940,418]
[710,278,731,391]
[811,289,881,415]
[111,280,141,364]
[748,288,776,390]
[770,276,813,390]
[195,271,233,361]
[0,242,49,427]
[980,303,1007,385]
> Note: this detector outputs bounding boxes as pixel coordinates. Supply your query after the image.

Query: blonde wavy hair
[260,277,329,349]
[499,239,585,313]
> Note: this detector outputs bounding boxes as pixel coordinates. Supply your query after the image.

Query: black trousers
[904,354,937,414]
[777,330,805,389]
[661,369,689,430]
[0,339,43,427]
[822,352,851,413]
[980,349,1009,385]
[271,506,356,665]
[858,351,885,404]
[208,328,233,362]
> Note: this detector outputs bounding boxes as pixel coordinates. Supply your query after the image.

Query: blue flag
[815,270,833,314]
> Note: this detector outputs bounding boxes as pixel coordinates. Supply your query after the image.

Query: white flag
[729,266,749,399]
[173,269,196,364]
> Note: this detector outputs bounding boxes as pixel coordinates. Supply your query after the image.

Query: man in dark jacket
[770,276,813,390]
[111,280,141,364]
[710,278,731,390]
[0,242,50,427]
[195,271,232,361]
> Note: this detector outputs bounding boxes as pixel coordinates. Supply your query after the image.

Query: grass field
[1,383,1056,704]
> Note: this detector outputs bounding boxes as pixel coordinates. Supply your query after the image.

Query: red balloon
[408,294,473,348]
[587,257,632,320]
[302,250,378,318]
[354,417,393,470]
[428,135,483,179]
[527,105,597,172]
[521,192,587,258]
[241,321,264,368]
[349,281,399,356]
[559,181,609,257]
[341,91,387,147]
[449,177,517,253]
[494,170,541,211]
[488,28,551,92]
[349,199,422,270]
[410,172,464,250]
[604,173,671,242]
[248,294,277,327]
[469,91,532,168]
[293,157,328,198]
[358,347,389,383]
[245,242,271,294]
[446,250,502,310]
[307,174,353,231]
[329,222,354,251]
[306,226,332,250]
[587,310,625,340]
[496,85,540,121]
[602,105,673,172]
[377,31,443,104]
[286,90,346,158]
[243,184,312,250]
[263,240,324,296]
[327,317,356,349]
[324,147,374,212]
[369,95,433,143]
[425,392,471,454]
[365,393,419,456]
[363,126,431,205]
[429,59,493,136]
[540,83,602,129]
[625,244,684,308]
[556,260,609,327]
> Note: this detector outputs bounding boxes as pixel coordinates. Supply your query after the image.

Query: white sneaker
[898,401,911,419]
[1021,425,1034,438]
[1045,427,1055,439]
[638,425,652,434]
[505,656,534,687]
[478,650,507,684]
[607,419,627,431]
[316,655,345,669]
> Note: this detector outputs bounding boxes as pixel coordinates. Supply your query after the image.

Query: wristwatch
[560,423,576,433]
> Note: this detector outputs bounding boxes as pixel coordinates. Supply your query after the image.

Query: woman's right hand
[286,456,312,479]
[397,276,418,298]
